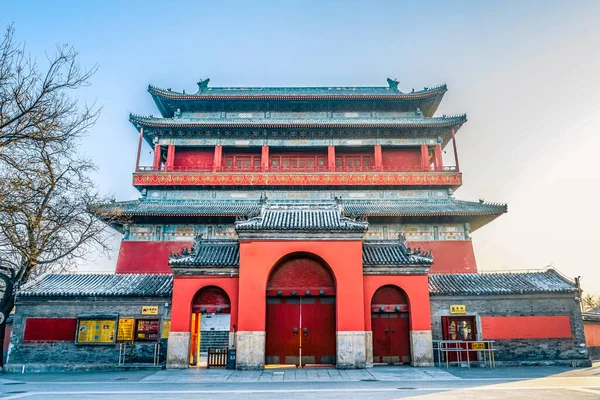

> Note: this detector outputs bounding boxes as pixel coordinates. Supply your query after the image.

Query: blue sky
[4,1,600,292]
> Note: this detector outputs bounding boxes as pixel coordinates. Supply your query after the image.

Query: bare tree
[0,25,116,366]
[582,293,600,312]
[0,24,98,157]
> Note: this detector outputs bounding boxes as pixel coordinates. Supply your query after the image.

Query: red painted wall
[409,240,477,273]
[171,277,239,333]
[267,257,335,296]
[381,148,421,170]
[363,275,431,331]
[481,316,572,339]
[3,324,11,353]
[116,241,192,274]
[237,241,364,332]
[23,318,77,341]
[173,149,214,169]
[584,323,600,347]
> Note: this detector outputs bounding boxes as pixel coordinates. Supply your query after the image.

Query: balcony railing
[137,165,458,173]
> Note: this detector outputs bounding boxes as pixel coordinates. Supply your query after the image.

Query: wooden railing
[207,348,228,369]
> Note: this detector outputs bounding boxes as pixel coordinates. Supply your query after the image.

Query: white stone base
[336,331,368,369]
[410,330,434,367]
[365,331,373,368]
[235,331,265,370]
[166,332,190,369]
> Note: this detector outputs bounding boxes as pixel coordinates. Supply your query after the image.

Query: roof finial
[387,78,399,90]
[197,78,210,91]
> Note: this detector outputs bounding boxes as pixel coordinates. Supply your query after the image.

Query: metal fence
[433,340,496,369]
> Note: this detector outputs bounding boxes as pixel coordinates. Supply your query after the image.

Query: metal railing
[118,342,161,366]
[433,340,496,369]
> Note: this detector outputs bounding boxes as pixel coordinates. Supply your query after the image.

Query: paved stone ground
[0,362,598,399]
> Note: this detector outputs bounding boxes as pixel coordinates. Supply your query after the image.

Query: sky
[3,0,600,293]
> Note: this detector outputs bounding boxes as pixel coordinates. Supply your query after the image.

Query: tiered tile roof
[169,240,239,267]
[363,239,432,266]
[129,114,467,130]
[235,203,367,232]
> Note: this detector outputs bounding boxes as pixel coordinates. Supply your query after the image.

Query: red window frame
[335,154,372,170]
[223,155,261,170]
[269,155,326,170]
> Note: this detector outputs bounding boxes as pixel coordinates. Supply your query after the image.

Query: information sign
[471,342,485,350]
[77,319,116,344]
[162,321,171,339]
[449,305,467,314]
[117,318,135,341]
[142,306,159,315]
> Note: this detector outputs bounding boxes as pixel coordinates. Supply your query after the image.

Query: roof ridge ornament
[386,78,400,90]
[197,78,210,92]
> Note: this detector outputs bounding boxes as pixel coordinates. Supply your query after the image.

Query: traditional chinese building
[6,79,591,371]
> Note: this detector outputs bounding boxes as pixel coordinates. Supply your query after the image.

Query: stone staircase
[200,330,229,352]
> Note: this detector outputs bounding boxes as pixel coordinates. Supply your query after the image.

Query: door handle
[303,327,308,336]
[391,330,395,333]
[293,327,298,335]
[384,329,388,334]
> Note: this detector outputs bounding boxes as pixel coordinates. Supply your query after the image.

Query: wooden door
[301,297,336,365]
[372,312,410,364]
[266,296,336,366]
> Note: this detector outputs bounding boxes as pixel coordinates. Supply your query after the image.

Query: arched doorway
[265,255,336,366]
[371,285,411,365]
[189,286,231,366]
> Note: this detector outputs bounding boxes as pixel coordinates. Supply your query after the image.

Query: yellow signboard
[77,319,116,344]
[142,306,159,315]
[450,305,467,314]
[162,321,171,339]
[117,318,135,341]
[471,342,485,350]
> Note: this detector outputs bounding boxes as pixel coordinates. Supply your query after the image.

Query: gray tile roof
[129,114,466,129]
[170,240,239,266]
[97,199,504,219]
[429,269,577,296]
[582,312,600,323]
[363,240,432,266]
[235,203,367,232]
[343,200,507,217]
[96,200,261,217]
[148,83,447,99]
[18,274,173,298]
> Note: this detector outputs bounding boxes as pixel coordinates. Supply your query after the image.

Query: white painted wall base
[410,329,434,367]
[235,331,265,370]
[365,331,373,368]
[336,331,368,369]
[166,332,190,369]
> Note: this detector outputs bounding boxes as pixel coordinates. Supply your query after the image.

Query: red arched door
[265,256,336,366]
[371,285,411,364]
[190,287,231,366]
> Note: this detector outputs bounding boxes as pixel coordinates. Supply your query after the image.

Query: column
[420,145,429,172]
[328,145,336,172]
[374,145,382,171]
[135,128,144,172]
[152,145,161,170]
[166,145,175,171]
[261,145,269,171]
[434,144,443,171]
[213,145,222,172]
[451,128,460,172]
